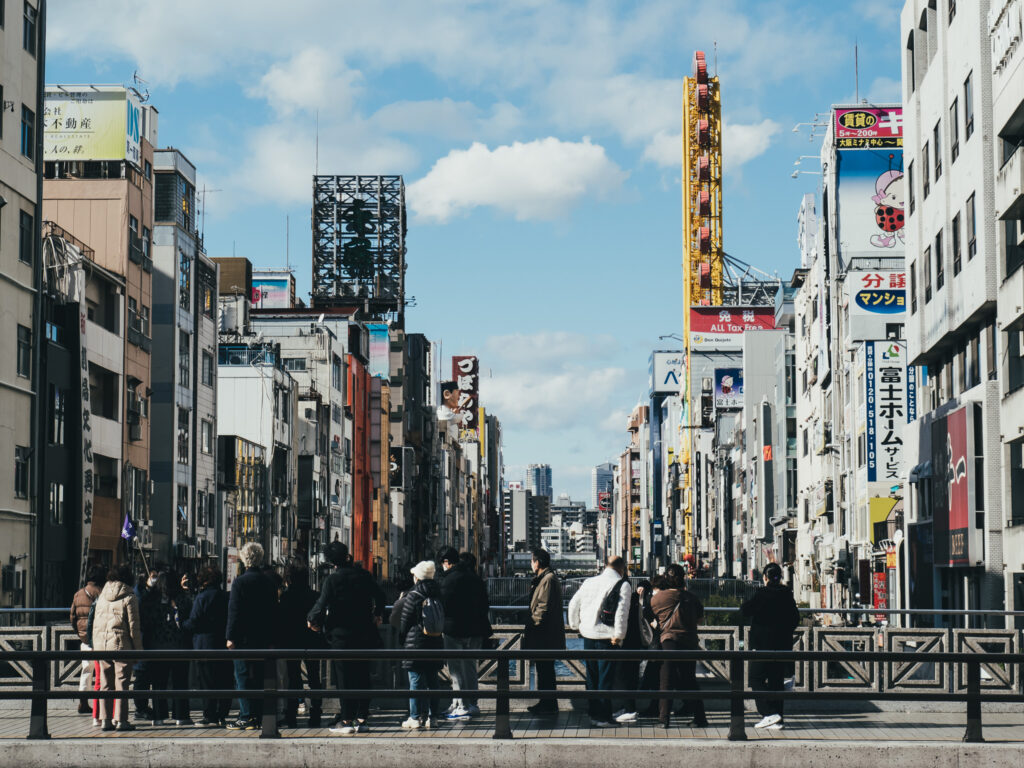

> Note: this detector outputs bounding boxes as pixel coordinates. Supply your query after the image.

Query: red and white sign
[947,406,971,566]
[834,106,903,149]
[689,306,775,349]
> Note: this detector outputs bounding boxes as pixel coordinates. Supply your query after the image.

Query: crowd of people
[69,545,799,734]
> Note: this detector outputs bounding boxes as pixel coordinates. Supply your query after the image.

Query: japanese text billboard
[689,306,775,349]
[847,271,907,341]
[451,355,480,441]
[650,352,684,395]
[714,368,744,410]
[834,106,903,150]
[865,341,916,483]
[837,148,905,262]
[44,87,142,168]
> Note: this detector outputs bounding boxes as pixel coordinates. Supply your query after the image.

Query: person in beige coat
[92,564,143,731]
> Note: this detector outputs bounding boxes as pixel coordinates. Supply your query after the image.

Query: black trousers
[750,659,786,718]
[195,660,233,721]
[170,659,191,720]
[659,637,705,721]
[533,660,557,710]
[613,658,640,714]
[285,659,323,721]
[331,658,371,721]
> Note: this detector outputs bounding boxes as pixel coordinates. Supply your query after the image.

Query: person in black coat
[184,566,232,726]
[439,550,492,719]
[226,542,277,729]
[307,541,385,733]
[277,562,325,728]
[741,562,801,729]
[395,561,444,729]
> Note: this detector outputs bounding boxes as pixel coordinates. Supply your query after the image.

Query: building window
[922,142,930,198]
[332,354,342,391]
[910,261,918,313]
[179,252,191,310]
[923,246,932,302]
[934,229,944,290]
[14,446,29,499]
[19,209,33,264]
[933,121,942,179]
[49,482,64,526]
[179,330,190,386]
[951,213,961,274]
[16,324,31,377]
[283,357,306,371]
[177,408,190,464]
[20,105,34,159]
[988,322,998,381]
[142,226,151,260]
[968,334,980,389]
[22,2,36,56]
[966,193,976,259]
[129,214,138,237]
[964,72,974,139]
[201,419,212,454]
[177,484,189,532]
[802,429,808,456]
[144,159,152,180]
[949,98,959,162]
[48,384,65,445]
[908,161,915,215]
[140,305,150,337]
[201,350,214,387]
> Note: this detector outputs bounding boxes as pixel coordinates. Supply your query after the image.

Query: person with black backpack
[307,541,385,735]
[395,560,445,729]
[567,555,631,727]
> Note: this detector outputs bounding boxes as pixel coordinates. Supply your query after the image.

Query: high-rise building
[901,0,1004,618]
[526,463,552,502]
[43,85,158,580]
[151,149,219,568]
[591,462,614,509]
[0,0,42,608]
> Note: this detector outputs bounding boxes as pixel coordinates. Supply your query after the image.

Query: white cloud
[370,99,522,141]
[723,119,781,168]
[642,130,681,168]
[484,331,619,368]
[407,138,628,223]
[248,48,362,116]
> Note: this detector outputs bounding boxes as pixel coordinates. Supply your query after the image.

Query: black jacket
[741,584,800,650]
[439,563,492,639]
[226,568,277,648]
[397,579,443,670]
[140,592,181,651]
[306,565,385,648]
[184,585,228,650]
[278,584,327,649]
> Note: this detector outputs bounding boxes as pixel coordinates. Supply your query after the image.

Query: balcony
[126,324,152,353]
[997,143,1024,221]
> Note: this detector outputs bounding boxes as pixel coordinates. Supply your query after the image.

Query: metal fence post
[492,652,513,740]
[261,656,280,739]
[28,657,50,740]
[727,656,746,741]
[963,659,983,743]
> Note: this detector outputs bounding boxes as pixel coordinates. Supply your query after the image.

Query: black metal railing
[1,645,1020,743]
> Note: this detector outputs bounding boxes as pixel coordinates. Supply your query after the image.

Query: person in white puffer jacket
[567,556,631,726]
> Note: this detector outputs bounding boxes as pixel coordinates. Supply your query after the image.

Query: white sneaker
[754,714,782,729]
[767,722,784,731]
[615,711,638,723]
[400,717,421,729]
[329,722,356,735]
[445,707,471,720]
[590,718,613,728]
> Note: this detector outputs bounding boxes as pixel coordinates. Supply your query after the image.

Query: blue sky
[47,0,903,502]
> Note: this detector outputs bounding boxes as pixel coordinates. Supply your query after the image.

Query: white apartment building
[901,0,1004,619]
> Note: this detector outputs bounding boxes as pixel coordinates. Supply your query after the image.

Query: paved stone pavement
[1,706,1022,742]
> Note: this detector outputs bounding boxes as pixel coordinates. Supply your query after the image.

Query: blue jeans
[233,660,261,720]
[583,637,615,722]
[444,635,482,708]
[407,668,442,720]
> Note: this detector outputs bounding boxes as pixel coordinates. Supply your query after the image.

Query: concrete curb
[0,738,1017,768]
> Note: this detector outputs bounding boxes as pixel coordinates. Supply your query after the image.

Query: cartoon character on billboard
[870,154,905,249]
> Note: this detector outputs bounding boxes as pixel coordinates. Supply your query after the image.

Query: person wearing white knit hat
[395,561,445,729]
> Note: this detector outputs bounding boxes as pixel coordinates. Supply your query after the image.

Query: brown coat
[92,580,143,652]
[523,568,565,650]
[650,588,703,646]
[70,583,101,641]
